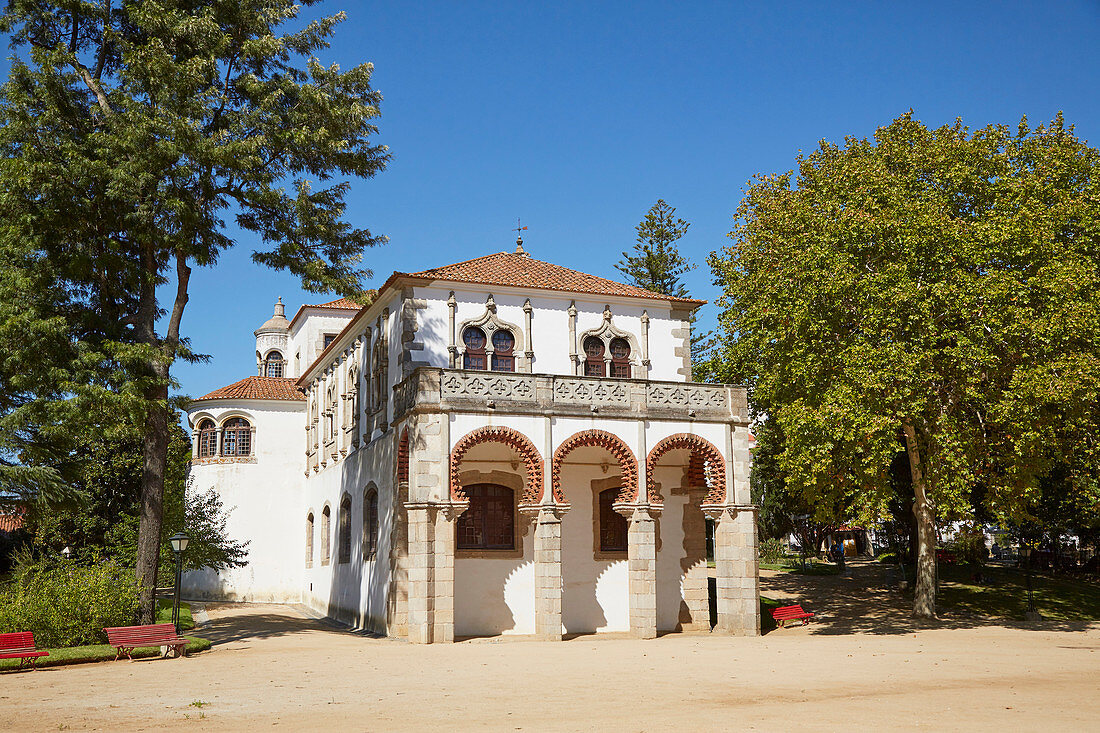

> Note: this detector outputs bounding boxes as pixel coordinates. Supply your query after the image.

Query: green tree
[1,0,389,621]
[617,199,716,380]
[27,416,247,577]
[709,113,1100,617]
[750,419,845,566]
[617,199,695,297]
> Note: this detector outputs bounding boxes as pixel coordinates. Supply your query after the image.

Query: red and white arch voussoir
[647,433,726,505]
[552,430,639,504]
[449,426,544,505]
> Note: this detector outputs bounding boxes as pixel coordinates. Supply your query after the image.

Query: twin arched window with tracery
[584,336,631,378]
[197,417,252,457]
[462,326,516,373]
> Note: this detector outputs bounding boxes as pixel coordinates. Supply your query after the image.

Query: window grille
[456,484,514,550]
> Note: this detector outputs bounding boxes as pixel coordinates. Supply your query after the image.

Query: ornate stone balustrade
[393,368,749,424]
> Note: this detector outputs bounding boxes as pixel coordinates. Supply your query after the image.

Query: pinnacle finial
[512,218,528,255]
[274,297,285,317]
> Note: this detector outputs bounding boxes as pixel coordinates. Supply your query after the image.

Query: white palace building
[183,241,760,642]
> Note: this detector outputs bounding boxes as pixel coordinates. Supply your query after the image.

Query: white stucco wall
[182,401,306,602]
[300,432,395,632]
[411,285,689,381]
[288,309,359,377]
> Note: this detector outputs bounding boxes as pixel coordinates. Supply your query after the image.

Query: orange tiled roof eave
[394,251,706,307]
[194,376,306,402]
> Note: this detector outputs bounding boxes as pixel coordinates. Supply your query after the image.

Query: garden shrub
[760,537,785,564]
[948,525,989,567]
[0,557,138,648]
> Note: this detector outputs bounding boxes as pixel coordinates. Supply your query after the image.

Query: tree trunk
[903,421,937,618]
[132,251,190,623]
[135,371,169,623]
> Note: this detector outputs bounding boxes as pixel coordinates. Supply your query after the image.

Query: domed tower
[255,298,290,378]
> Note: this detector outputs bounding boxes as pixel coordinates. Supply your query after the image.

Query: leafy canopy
[710,112,1100,530]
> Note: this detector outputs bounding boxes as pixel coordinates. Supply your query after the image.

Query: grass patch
[759,558,841,575]
[0,636,211,672]
[155,599,194,631]
[938,564,1100,622]
[760,596,782,632]
[1,600,203,672]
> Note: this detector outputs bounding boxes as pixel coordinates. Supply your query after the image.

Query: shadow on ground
[761,559,1095,635]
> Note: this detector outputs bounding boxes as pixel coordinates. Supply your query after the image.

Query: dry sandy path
[2,561,1097,732]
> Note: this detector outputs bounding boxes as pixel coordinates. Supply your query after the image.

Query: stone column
[405,504,435,644]
[432,504,464,643]
[524,505,567,640]
[386,480,409,638]
[618,505,658,639]
[680,490,710,630]
[707,506,760,636]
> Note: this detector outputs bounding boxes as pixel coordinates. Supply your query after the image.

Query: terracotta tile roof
[196,376,306,402]
[0,511,24,533]
[401,251,706,306]
[310,297,362,310]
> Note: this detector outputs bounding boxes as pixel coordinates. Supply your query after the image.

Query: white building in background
[184,241,759,642]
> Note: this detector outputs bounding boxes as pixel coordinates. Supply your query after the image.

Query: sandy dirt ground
[2,560,1097,732]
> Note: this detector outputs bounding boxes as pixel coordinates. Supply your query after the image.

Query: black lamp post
[1021,541,1036,614]
[168,532,190,634]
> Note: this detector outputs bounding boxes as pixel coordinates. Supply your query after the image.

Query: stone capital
[612,502,662,521]
[403,501,469,521]
[519,503,571,522]
[701,503,757,522]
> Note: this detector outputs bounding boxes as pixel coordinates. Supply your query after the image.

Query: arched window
[265,351,284,378]
[598,488,628,552]
[583,336,605,377]
[338,495,352,564]
[462,326,487,370]
[609,337,631,378]
[491,329,515,372]
[305,512,315,567]
[457,484,514,550]
[321,505,331,564]
[363,488,379,558]
[197,419,217,458]
[325,384,335,440]
[221,417,252,456]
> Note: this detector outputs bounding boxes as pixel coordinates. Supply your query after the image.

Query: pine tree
[0,0,389,621]
[616,200,695,297]
[617,200,715,380]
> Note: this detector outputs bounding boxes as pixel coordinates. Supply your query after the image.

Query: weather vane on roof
[512,218,528,254]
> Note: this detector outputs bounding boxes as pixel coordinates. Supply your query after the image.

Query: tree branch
[164,251,191,354]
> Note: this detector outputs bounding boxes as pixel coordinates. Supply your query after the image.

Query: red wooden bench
[0,632,50,671]
[104,624,188,661]
[772,604,815,628]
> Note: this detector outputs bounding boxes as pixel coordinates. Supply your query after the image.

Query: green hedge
[0,559,139,648]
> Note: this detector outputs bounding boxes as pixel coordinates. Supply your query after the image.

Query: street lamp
[1020,541,1037,616]
[168,532,190,634]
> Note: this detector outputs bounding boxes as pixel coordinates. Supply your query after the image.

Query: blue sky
[11,2,1100,399]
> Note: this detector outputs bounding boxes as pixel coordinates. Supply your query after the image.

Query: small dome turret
[255,298,291,377]
[255,297,290,335]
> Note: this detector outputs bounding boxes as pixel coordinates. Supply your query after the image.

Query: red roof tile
[196,376,306,402]
[310,297,362,310]
[0,511,24,533]
[401,251,705,306]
